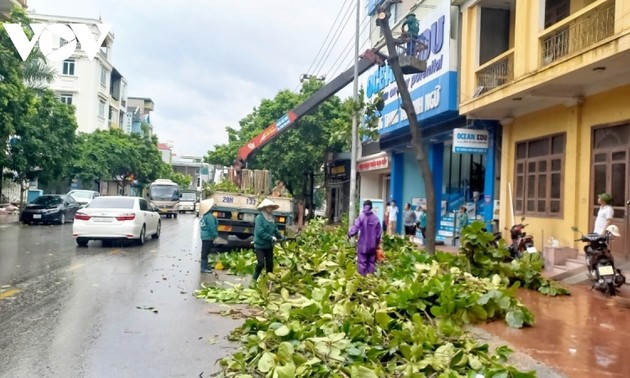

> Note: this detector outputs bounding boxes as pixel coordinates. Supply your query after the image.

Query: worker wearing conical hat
[199,199,218,274]
[252,198,285,282]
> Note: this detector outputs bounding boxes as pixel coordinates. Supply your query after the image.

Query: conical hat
[199,199,215,215]
[257,198,279,210]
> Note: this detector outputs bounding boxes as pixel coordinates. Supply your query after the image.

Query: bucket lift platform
[399,55,427,74]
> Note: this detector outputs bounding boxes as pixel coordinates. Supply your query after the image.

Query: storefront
[361,1,500,241]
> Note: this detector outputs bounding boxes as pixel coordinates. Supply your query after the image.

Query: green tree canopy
[205,78,381,197]
[72,129,170,193]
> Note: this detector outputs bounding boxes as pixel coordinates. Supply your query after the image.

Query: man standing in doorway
[388,200,399,235]
[594,192,614,235]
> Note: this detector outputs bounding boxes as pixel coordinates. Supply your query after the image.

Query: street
[0,214,240,378]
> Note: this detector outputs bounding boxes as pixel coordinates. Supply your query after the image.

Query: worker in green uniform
[199,199,219,274]
[402,13,420,56]
[253,198,285,282]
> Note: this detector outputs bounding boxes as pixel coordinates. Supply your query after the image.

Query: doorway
[591,123,630,260]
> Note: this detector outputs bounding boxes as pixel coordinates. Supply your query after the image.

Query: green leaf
[506,310,525,328]
[274,325,290,337]
[257,351,275,373]
[350,366,379,378]
[275,362,296,378]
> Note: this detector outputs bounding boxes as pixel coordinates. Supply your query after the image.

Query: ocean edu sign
[366,1,457,133]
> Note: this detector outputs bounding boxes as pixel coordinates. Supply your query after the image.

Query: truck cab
[147,179,181,218]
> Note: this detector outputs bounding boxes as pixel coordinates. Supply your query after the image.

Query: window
[60,93,73,105]
[62,59,75,75]
[100,65,107,86]
[98,99,106,118]
[139,199,149,211]
[514,134,566,217]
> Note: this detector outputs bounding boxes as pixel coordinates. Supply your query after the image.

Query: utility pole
[376,1,437,254]
[348,0,361,224]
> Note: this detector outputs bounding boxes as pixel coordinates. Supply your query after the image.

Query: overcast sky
[28,0,368,158]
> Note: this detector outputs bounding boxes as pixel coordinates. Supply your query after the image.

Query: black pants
[201,240,214,270]
[253,248,273,281]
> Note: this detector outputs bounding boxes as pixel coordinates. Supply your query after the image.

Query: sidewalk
[480,284,630,377]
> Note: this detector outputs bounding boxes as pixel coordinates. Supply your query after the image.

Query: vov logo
[3,23,113,61]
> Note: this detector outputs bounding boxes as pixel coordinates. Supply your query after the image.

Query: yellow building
[457,0,630,260]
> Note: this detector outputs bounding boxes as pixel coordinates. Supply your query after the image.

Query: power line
[303,0,352,77]
[326,16,370,80]
[312,0,357,77]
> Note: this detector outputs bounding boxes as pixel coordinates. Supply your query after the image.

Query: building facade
[126,97,155,135]
[360,0,500,243]
[457,0,630,259]
[28,13,127,134]
[0,0,26,20]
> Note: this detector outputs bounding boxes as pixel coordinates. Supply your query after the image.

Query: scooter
[573,225,626,296]
[508,217,536,259]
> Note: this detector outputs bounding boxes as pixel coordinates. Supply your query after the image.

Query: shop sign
[329,161,349,180]
[357,156,389,172]
[452,128,489,153]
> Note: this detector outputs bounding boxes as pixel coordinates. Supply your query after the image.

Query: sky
[27,0,369,158]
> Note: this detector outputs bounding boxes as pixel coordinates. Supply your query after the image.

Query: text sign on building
[357,156,389,172]
[452,128,489,154]
[4,23,113,61]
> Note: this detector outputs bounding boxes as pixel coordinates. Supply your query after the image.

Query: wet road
[0,215,241,378]
[481,285,630,378]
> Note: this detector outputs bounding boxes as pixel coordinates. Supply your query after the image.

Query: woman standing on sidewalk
[403,203,417,241]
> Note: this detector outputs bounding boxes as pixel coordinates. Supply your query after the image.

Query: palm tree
[22,56,56,92]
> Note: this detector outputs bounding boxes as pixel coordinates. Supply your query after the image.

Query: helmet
[606,224,621,237]
[598,193,613,204]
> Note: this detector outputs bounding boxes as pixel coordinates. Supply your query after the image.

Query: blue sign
[276,114,290,131]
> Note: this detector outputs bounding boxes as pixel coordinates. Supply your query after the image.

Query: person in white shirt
[388,200,399,235]
[594,193,614,235]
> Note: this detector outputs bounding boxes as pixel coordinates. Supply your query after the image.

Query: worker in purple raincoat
[348,200,382,275]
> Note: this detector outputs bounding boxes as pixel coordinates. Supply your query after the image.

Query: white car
[67,189,100,207]
[72,196,161,247]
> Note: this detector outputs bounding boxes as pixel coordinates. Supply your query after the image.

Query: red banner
[357,155,389,172]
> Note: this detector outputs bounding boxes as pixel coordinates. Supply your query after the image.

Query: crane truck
[212,48,393,251]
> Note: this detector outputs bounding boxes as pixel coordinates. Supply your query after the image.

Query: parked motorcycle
[572,225,626,296]
[508,217,536,259]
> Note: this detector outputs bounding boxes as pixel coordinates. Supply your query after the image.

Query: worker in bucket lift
[401,13,420,56]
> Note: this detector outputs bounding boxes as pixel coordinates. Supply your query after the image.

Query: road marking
[0,289,20,299]
[109,248,122,255]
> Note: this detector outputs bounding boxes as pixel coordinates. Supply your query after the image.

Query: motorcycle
[572,225,626,296]
[507,217,537,259]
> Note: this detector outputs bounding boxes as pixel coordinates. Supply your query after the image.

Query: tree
[169,172,193,189]
[376,2,437,254]
[205,78,382,200]
[0,9,33,200]
[7,91,78,207]
[72,129,171,194]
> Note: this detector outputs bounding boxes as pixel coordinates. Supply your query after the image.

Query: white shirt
[389,206,399,222]
[594,205,614,234]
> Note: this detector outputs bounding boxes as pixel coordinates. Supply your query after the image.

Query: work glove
[272,236,277,243]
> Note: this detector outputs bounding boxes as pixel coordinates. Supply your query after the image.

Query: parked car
[67,190,100,207]
[20,194,81,225]
[72,196,161,247]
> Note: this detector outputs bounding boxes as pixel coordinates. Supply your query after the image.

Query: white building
[28,13,128,134]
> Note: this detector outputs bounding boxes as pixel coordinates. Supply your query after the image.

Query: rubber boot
[201,258,212,273]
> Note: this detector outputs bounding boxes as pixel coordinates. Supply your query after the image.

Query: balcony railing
[475,49,514,93]
[541,2,615,66]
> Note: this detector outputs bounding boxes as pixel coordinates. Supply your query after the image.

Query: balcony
[475,49,514,94]
[540,0,615,66]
